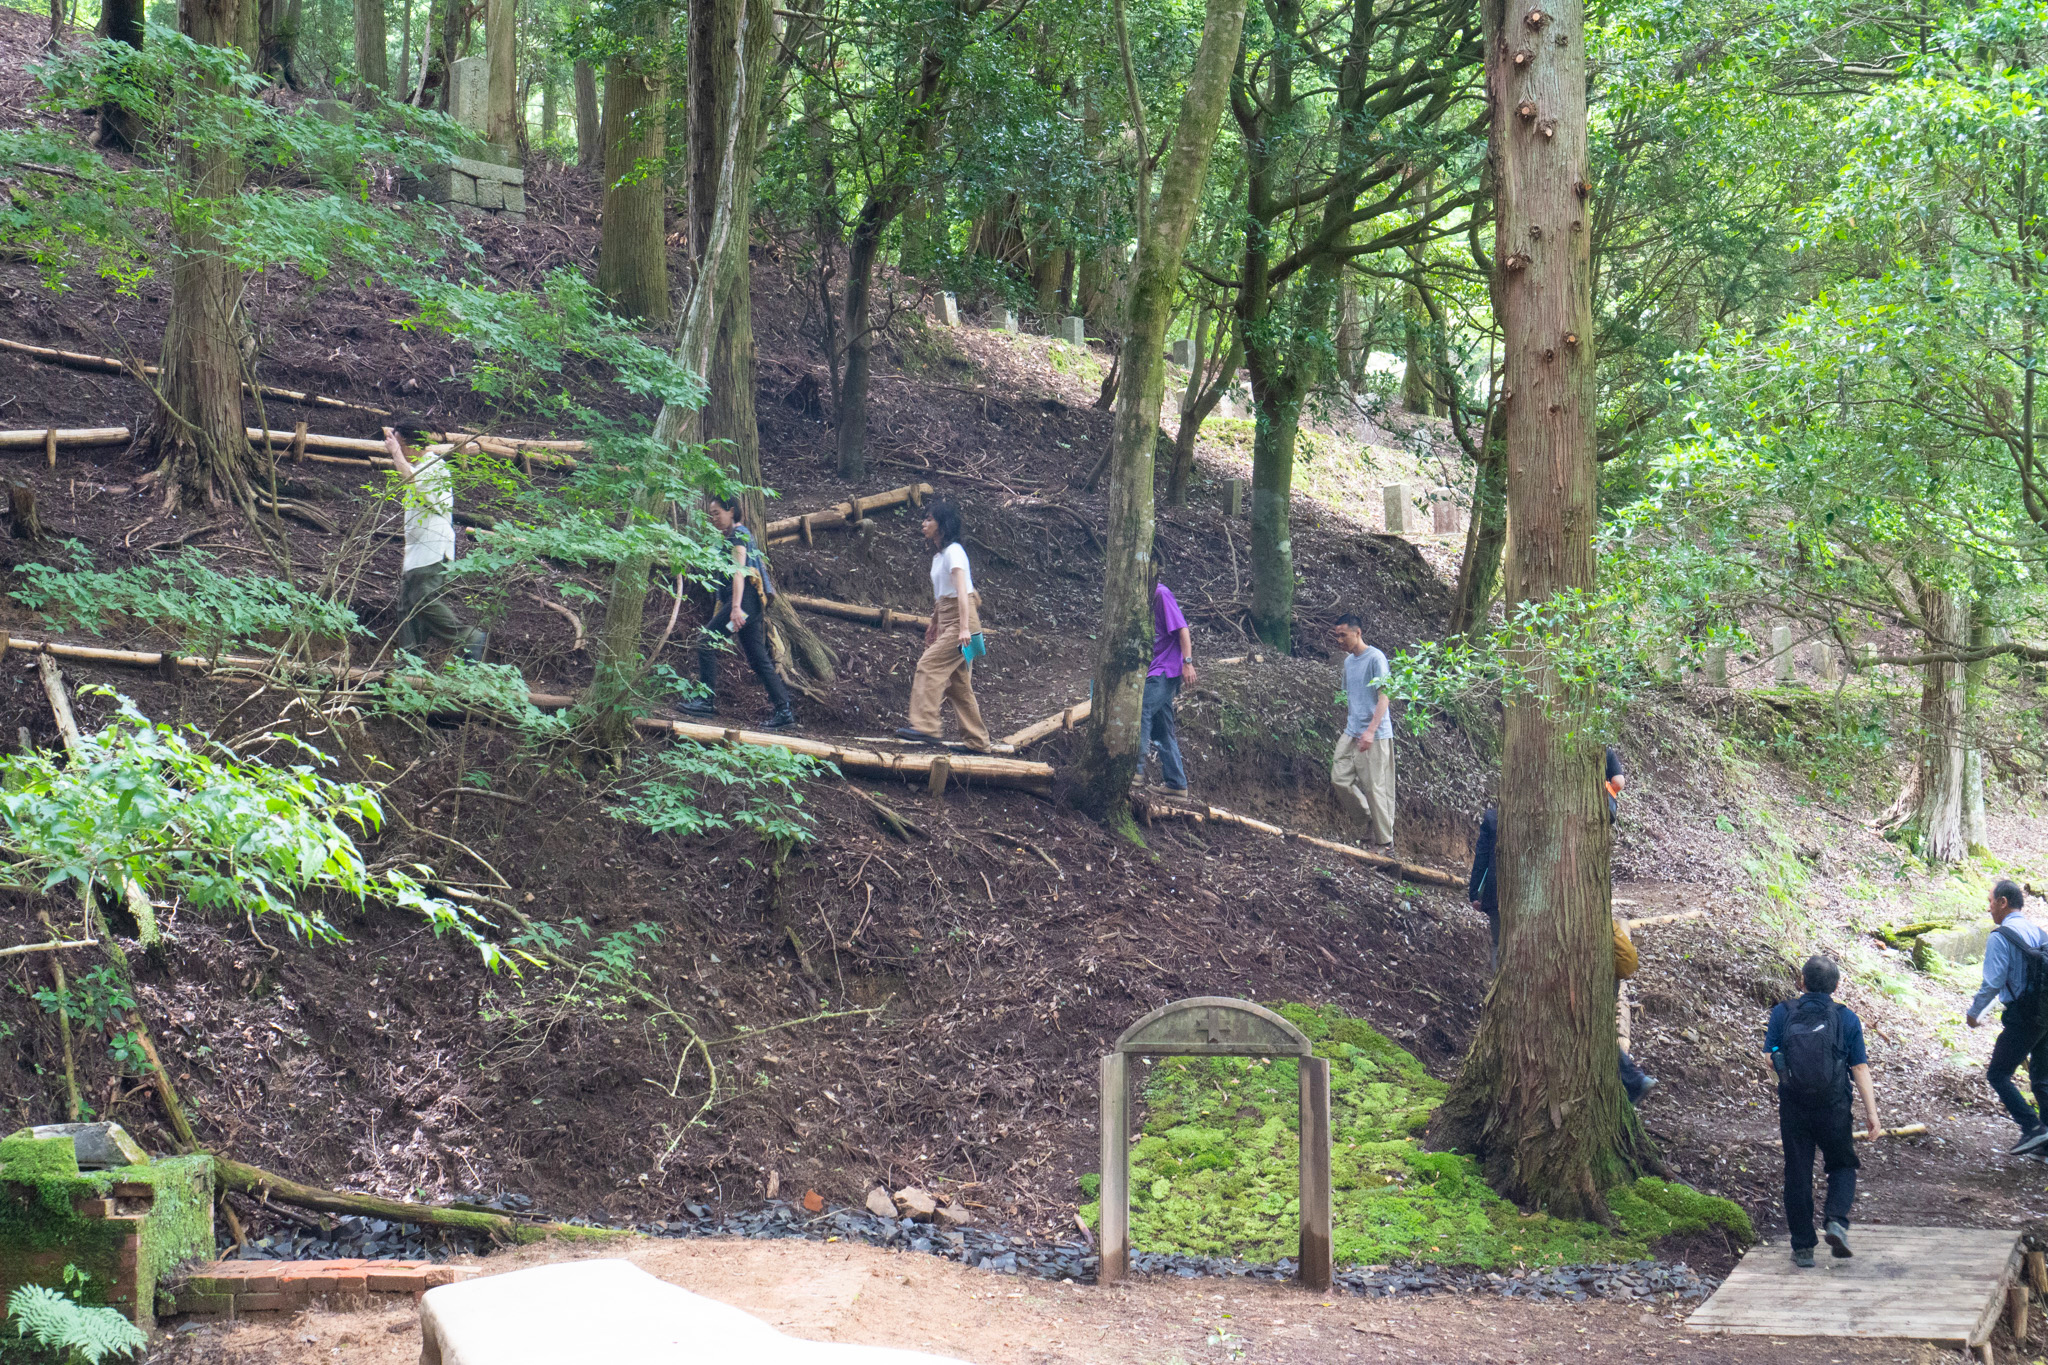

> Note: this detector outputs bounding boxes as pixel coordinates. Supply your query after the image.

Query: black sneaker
[763,707,798,730]
[2011,1127,2048,1155]
[679,698,718,718]
[1792,1246,1815,1268]
[1824,1221,1851,1259]
[894,727,943,744]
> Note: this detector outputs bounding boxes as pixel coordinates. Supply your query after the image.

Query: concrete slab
[419,1258,971,1365]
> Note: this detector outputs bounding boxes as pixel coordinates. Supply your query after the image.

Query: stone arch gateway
[1096,997,1333,1289]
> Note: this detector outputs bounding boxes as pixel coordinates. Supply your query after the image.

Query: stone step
[169,1258,478,1317]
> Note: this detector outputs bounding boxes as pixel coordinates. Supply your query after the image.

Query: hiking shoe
[1824,1221,1852,1259]
[894,727,944,744]
[2012,1126,2048,1156]
[1636,1076,1661,1102]
[1792,1246,1815,1268]
[763,707,799,730]
[679,698,718,718]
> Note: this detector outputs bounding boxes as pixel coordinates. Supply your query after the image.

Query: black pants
[1780,1098,1858,1250]
[698,587,791,712]
[1988,1010,2048,1132]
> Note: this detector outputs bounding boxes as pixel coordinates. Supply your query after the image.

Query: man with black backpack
[1967,881,2048,1154]
[1766,955,1881,1267]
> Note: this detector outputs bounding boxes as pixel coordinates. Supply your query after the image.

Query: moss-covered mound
[1081,1003,1752,1268]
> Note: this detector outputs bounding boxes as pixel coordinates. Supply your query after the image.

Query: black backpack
[1995,926,2048,1025]
[1776,995,1847,1105]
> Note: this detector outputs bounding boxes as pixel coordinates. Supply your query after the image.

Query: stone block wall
[410,154,527,222]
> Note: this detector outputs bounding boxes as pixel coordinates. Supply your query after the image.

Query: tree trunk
[597,12,670,324]
[1069,0,1249,817]
[1245,366,1303,650]
[484,0,516,148]
[353,0,387,90]
[1335,284,1363,387]
[94,0,145,146]
[1166,314,1239,506]
[1434,0,1653,1220]
[1909,582,1967,864]
[573,61,600,167]
[1449,407,1506,638]
[1401,285,1433,413]
[1964,592,1991,856]
[541,76,555,141]
[396,0,410,97]
[144,0,251,514]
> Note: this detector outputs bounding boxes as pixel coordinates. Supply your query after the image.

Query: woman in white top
[896,498,989,750]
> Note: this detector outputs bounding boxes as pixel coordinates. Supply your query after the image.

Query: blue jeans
[1141,674,1186,790]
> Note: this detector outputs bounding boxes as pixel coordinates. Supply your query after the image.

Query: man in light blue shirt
[1330,614,1395,846]
[1967,880,2048,1154]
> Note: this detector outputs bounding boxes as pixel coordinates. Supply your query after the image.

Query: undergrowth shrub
[606,742,827,846]
[5,1282,145,1363]
[1082,1003,1752,1267]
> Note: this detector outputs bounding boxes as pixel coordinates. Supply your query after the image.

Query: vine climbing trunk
[1069,0,1249,817]
[1435,0,1654,1220]
[597,9,670,323]
[144,0,253,514]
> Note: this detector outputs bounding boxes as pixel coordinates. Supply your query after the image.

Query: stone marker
[1813,640,1839,683]
[1382,483,1410,534]
[1771,624,1796,682]
[1224,477,1244,518]
[1215,395,1234,419]
[1856,642,1881,670]
[448,56,488,135]
[419,1260,970,1365]
[1168,337,1196,367]
[1058,315,1086,346]
[1429,487,1459,533]
[1000,308,1019,333]
[937,293,959,327]
[863,1187,895,1219]
[1654,644,1679,680]
[1704,644,1729,686]
[892,1185,938,1221]
[934,1202,973,1228]
[25,1122,149,1169]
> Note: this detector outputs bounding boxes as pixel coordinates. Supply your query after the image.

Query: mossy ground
[1081,1004,1752,1269]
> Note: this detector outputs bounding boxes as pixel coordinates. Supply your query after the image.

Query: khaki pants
[1332,732,1395,844]
[908,594,989,749]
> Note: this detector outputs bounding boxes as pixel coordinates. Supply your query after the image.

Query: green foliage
[365,656,568,745]
[10,547,362,660]
[4,1284,145,1364]
[0,694,501,968]
[606,741,827,847]
[1085,1004,1750,1267]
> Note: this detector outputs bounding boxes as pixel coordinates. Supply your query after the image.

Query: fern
[6,1284,145,1363]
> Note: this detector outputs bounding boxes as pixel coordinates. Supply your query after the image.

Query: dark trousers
[1988,1011,2048,1132]
[1780,1099,1858,1250]
[397,563,484,657]
[1141,675,1187,790]
[698,588,791,712]
[1619,1049,1649,1104]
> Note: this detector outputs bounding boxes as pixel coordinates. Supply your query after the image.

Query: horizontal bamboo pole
[1001,699,1091,751]
[1767,1123,1926,1148]
[764,484,932,544]
[0,938,98,959]
[0,426,131,448]
[782,594,930,632]
[6,634,382,681]
[1136,799,1466,889]
[635,714,1053,792]
[0,337,391,416]
[444,430,587,452]
[1619,909,1707,929]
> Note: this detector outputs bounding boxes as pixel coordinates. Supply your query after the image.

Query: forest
[0,0,2043,1354]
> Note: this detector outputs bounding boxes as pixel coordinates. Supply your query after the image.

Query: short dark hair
[924,498,963,545]
[1995,879,2026,912]
[1335,613,1364,630]
[705,492,741,514]
[388,413,438,442]
[1802,955,1840,995]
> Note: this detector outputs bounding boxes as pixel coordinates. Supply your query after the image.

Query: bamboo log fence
[764,484,932,545]
[0,337,392,416]
[1134,798,1466,889]
[782,594,930,632]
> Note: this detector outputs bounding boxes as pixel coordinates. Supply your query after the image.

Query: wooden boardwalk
[1688,1226,2022,1350]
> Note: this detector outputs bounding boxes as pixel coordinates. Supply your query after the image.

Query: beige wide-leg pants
[907,594,989,750]
[1331,732,1396,845]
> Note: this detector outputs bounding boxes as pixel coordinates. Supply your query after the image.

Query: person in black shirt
[679,495,797,729]
[1765,955,1881,1266]
[1467,805,1500,969]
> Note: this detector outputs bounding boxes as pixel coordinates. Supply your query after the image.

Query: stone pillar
[1654,645,1679,680]
[1382,483,1410,534]
[1168,337,1196,367]
[1813,641,1839,684]
[1430,488,1459,533]
[1097,1053,1130,1284]
[1296,1054,1333,1292]
[449,56,489,135]
[1771,625,1795,682]
[1058,316,1086,346]
[1215,396,1233,419]
[1000,309,1019,333]
[1856,642,1881,671]
[937,293,959,327]
[1224,478,1244,518]
[1704,644,1729,687]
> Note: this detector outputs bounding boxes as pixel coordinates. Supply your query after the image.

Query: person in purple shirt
[1141,572,1197,794]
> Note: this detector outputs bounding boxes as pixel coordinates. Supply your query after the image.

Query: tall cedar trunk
[591,14,753,750]
[1449,407,1506,637]
[1069,0,1250,815]
[147,0,250,513]
[573,61,601,166]
[541,77,555,141]
[1964,593,1991,855]
[1910,582,1967,863]
[484,0,516,147]
[1245,367,1303,648]
[1434,0,1652,1219]
[95,0,145,146]
[397,0,409,96]
[833,50,946,480]
[353,0,387,90]
[597,11,670,324]
[688,0,773,527]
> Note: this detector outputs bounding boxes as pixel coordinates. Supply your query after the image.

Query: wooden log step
[633,716,1053,793]
[782,594,931,632]
[1001,699,1091,751]
[764,484,932,544]
[0,426,132,448]
[0,337,391,416]
[1134,798,1466,889]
